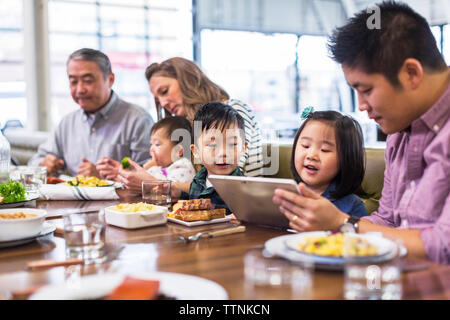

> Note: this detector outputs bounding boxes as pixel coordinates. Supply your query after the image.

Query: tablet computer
[208,175,301,229]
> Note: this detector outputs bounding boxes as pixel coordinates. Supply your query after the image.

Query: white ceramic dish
[0,208,47,242]
[167,216,232,227]
[105,205,168,229]
[0,222,56,248]
[29,271,228,300]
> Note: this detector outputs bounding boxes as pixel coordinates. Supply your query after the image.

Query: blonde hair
[145,57,229,121]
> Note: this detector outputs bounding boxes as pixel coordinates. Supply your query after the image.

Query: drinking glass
[343,233,403,300]
[243,249,313,300]
[18,166,47,193]
[142,180,171,208]
[63,211,106,264]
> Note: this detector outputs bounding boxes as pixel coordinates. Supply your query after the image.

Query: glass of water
[63,211,106,264]
[243,249,313,300]
[343,233,403,300]
[142,180,171,208]
[18,166,47,193]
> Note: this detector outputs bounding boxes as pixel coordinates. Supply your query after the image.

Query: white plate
[0,193,39,209]
[265,232,406,271]
[29,271,228,300]
[168,216,232,227]
[284,231,393,261]
[62,179,116,188]
[0,222,56,249]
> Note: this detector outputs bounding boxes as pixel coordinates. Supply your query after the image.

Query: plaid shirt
[180,166,243,215]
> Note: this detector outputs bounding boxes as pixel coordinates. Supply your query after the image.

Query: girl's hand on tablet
[272,183,347,232]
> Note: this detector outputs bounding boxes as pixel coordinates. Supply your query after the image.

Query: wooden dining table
[0,189,449,300]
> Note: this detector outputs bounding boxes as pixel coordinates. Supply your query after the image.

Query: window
[0,0,26,129]
[200,30,368,144]
[48,0,192,127]
[201,30,298,142]
[444,25,450,64]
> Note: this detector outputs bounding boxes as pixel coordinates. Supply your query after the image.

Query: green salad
[0,180,27,203]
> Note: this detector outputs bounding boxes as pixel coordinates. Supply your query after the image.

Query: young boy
[179,102,248,215]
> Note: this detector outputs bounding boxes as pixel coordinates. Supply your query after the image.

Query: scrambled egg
[0,212,37,219]
[298,233,378,257]
[112,202,154,213]
[65,175,111,187]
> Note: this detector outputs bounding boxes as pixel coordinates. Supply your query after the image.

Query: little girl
[290,110,367,217]
[97,116,195,193]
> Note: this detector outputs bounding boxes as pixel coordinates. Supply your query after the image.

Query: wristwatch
[339,216,360,233]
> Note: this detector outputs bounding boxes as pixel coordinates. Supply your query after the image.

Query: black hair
[328,1,447,87]
[290,111,365,199]
[67,48,112,79]
[150,116,193,156]
[193,102,245,144]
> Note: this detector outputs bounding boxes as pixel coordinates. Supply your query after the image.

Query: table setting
[0,170,448,301]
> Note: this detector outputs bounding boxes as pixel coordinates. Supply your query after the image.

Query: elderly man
[29,48,154,177]
[273,2,450,263]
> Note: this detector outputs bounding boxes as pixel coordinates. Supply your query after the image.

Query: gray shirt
[29,91,154,176]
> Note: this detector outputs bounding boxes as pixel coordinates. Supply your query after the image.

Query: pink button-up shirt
[363,84,450,264]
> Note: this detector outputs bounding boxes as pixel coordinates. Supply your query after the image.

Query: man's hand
[40,154,65,175]
[272,183,348,232]
[78,157,100,178]
[117,159,155,193]
[96,157,121,180]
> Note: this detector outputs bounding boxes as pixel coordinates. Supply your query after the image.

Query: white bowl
[0,208,47,242]
[105,205,167,229]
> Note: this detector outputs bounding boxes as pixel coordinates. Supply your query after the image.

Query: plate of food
[0,208,48,242]
[64,175,115,187]
[168,199,232,227]
[265,232,400,270]
[29,271,228,300]
[0,221,55,248]
[284,232,392,260]
[0,180,39,208]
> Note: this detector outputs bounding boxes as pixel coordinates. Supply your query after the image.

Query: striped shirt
[225,99,264,177]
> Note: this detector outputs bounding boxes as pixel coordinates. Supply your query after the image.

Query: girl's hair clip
[301,106,314,120]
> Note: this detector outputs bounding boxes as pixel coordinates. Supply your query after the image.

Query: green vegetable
[121,157,131,170]
[0,180,26,203]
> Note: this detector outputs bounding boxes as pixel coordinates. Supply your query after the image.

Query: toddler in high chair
[97,116,195,193]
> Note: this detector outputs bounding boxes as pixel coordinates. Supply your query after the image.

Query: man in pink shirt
[273,2,450,263]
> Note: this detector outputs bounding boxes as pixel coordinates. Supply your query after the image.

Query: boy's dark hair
[328,1,447,87]
[193,102,245,143]
[150,116,193,155]
[290,111,365,199]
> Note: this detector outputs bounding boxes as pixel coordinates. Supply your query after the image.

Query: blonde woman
[145,57,264,178]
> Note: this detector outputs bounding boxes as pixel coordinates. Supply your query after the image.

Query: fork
[177,225,246,243]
